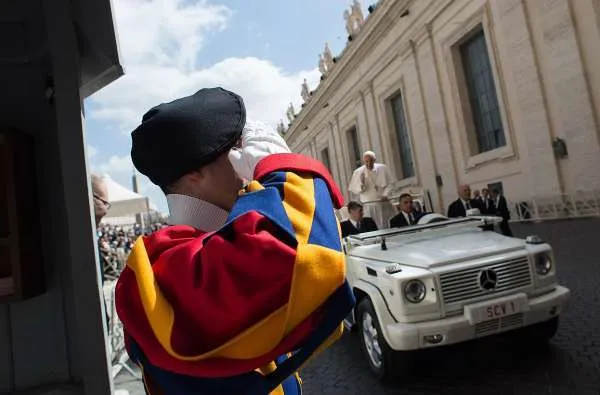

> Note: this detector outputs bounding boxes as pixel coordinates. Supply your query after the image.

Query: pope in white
[348,151,396,229]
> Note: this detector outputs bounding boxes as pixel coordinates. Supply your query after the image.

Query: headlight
[404,279,426,303]
[535,253,553,275]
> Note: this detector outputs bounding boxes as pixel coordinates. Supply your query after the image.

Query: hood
[348,229,525,269]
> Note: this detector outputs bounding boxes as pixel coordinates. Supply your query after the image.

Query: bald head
[91,174,109,225]
[457,184,471,200]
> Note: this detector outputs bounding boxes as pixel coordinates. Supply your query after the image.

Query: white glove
[228,120,291,181]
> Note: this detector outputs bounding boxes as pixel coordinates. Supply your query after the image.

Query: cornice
[285,0,413,143]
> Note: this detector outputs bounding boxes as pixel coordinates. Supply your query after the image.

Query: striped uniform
[115,153,356,394]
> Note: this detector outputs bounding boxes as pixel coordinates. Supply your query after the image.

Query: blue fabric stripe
[274,354,301,395]
[280,374,301,395]
[225,187,296,242]
[259,171,287,200]
[264,280,355,391]
[307,177,342,251]
[129,340,291,395]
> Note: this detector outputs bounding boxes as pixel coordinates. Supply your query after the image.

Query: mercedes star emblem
[479,269,498,291]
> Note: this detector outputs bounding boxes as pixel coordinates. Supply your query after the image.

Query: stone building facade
[283,0,600,215]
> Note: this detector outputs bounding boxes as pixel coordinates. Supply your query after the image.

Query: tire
[511,316,559,347]
[528,316,560,342]
[356,298,409,382]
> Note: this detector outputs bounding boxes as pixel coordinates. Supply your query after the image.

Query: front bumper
[384,285,571,351]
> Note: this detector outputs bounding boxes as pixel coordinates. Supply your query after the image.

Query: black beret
[131,87,246,187]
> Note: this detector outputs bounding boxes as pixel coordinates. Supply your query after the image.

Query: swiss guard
[115,87,355,394]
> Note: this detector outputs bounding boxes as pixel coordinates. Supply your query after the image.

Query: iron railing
[509,190,600,222]
[341,190,600,223]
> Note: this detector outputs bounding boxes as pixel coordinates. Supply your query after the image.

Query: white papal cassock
[348,163,396,229]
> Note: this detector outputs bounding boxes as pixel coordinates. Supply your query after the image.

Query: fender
[350,279,398,347]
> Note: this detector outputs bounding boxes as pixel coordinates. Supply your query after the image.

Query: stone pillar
[419,24,460,211]
[489,0,564,198]
[332,116,351,201]
[359,82,384,163]
[526,0,600,192]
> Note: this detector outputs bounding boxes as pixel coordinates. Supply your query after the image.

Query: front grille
[475,313,524,336]
[439,256,532,305]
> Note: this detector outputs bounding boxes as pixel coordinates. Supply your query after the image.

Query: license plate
[466,296,524,324]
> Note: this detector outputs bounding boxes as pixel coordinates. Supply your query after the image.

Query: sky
[84,0,366,214]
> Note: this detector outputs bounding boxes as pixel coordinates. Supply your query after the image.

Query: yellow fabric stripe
[284,244,346,331]
[281,172,316,245]
[127,238,176,356]
[246,180,265,192]
[257,362,284,395]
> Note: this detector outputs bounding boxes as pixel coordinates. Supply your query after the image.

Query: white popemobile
[342,212,571,381]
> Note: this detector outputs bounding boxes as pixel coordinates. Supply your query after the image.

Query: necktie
[356,221,361,231]
[409,214,414,225]
[465,201,471,210]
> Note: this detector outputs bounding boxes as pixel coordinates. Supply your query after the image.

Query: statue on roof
[352,0,365,21]
[344,0,365,37]
[301,79,311,103]
[319,54,327,76]
[323,42,335,69]
[276,119,287,135]
[286,103,296,124]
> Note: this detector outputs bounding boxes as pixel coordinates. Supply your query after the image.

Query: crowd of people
[97,222,167,280]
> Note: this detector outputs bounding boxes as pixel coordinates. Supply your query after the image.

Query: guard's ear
[178,166,209,186]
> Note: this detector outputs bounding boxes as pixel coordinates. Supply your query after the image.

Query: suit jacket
[447,198,482,218]
[389,211,422,228]
[492,196,510,220]
[478,197,495,215]
[340,217,378,238]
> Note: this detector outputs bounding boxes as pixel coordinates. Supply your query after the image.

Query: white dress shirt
[166,194,229,232]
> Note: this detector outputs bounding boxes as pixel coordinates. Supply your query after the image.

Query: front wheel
[527,317,560,341]
[356,298,409,382]
[510,316,560,347]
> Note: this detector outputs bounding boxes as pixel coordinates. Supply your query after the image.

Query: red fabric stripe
[253,153,344,209]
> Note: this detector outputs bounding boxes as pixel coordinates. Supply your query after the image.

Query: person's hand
[228,120,291,181]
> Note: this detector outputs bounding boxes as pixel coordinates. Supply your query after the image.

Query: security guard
[115,87,355,394]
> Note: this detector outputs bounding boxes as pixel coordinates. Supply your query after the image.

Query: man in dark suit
[447,184,482,218]
[341,201,378,238]
[389,193,423,227]
[491,189,513,236]
[478,188,494,215]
